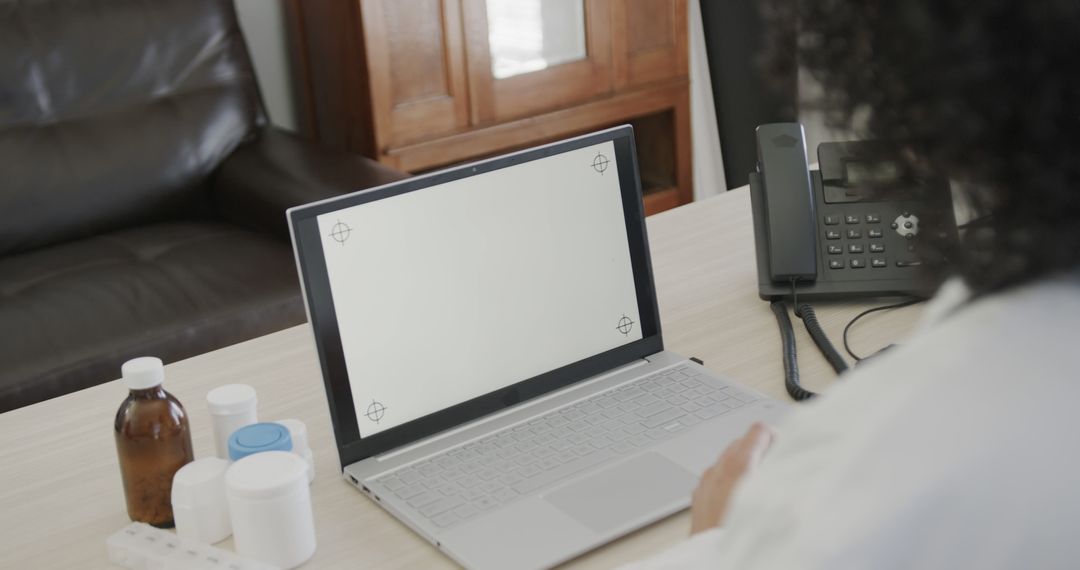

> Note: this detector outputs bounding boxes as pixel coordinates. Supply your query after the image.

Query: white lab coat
[623,276,1080,569]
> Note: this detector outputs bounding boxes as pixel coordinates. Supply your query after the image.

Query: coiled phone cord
[795,304,850,375]
[770,281,852,401]
[774,280,925,400]
[769,300,817,401]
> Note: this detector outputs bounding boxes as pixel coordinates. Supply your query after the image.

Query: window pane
[487,0,587,79]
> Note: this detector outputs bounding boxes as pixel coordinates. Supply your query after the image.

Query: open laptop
[287,126,787,569]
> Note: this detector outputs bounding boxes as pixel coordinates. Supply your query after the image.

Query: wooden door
[612,0,688,89]
[462,0,613,125]
[360,0,471,153]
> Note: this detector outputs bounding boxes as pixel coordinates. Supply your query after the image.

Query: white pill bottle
[226,451,316,568]
[206,384,258,460]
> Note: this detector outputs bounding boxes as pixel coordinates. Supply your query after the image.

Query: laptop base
[347,351,787,570]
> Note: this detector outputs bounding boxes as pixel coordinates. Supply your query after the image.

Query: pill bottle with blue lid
[228,422,292,461]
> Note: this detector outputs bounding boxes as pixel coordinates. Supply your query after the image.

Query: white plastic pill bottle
[172,457,231,544]
[275,419,315,484]
[226,451,316,569]
[206,384,258,460]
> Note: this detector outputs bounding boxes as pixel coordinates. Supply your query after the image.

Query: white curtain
[689,0,727,198]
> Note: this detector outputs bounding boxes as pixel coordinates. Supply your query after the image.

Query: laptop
[287,126,787,569]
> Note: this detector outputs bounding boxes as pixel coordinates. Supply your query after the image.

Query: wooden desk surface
[0,188,921,569]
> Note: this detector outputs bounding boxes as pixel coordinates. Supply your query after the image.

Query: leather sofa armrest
[212,128,408,238]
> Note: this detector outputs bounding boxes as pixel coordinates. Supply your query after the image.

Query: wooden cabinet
[289,0,691,214]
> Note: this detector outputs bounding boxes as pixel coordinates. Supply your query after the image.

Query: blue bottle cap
[228,422,293,461]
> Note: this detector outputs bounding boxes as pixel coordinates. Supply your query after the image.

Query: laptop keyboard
[372,364,759,529]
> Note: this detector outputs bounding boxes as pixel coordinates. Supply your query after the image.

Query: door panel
[361,0,470,149]
[613,0,688,88]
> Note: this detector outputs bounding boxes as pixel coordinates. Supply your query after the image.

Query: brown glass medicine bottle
[114,357,194,527]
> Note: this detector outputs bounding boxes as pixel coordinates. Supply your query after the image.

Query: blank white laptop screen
[315,141,643,437]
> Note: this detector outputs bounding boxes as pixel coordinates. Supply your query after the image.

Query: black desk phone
[748,123,956,301]
[747,123,957,400]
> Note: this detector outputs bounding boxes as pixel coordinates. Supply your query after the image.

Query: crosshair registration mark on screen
[592,152,610,175]
[616,314,635,336]
[328,220,352,245]
[365,400,387,424]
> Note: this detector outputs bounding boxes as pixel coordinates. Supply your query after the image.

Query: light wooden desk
[0,188,921,569]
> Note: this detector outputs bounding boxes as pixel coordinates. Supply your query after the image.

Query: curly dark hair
[762,1,1080,295]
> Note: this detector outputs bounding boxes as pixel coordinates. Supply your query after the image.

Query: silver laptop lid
[287,126,663,468]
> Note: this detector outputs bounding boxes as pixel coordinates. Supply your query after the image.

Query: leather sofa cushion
[0,0,264,256]
[0,221,305,411]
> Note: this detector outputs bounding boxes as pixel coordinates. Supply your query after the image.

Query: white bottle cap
[172,458,232,544]
[206,384,258,416]
[226,451,308,500]
[121,357,164,390]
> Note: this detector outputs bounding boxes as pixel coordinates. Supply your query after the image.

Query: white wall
[233,0,297,131]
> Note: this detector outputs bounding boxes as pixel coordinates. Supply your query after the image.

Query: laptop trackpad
[545,452,697,533]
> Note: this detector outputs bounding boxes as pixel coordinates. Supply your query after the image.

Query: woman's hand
[690,422,775,534]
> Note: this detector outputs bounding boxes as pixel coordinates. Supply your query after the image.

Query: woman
[626,1,1080,568]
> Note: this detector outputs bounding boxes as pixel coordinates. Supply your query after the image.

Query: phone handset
[755,123,818,283]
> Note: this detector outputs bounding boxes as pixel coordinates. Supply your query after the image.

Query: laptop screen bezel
[288,126,663,468]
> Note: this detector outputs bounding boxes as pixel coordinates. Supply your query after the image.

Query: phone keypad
[822,211,922,272]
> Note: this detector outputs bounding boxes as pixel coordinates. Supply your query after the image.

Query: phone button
[893,214,920,237]
[824,215,840,225]
[844,215,860,224]
[829,259,844,270]
[870,243,886,253]
[827,245,843,255]
[846,229,862,239]
[868,229,884,238]
[849,258,866,269]
[871,258,888,268]
[848,244,864,254]
[826,230,842,240]
[865,214,882,223]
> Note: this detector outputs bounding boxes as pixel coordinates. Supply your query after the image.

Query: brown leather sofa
[0,0,407,412]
